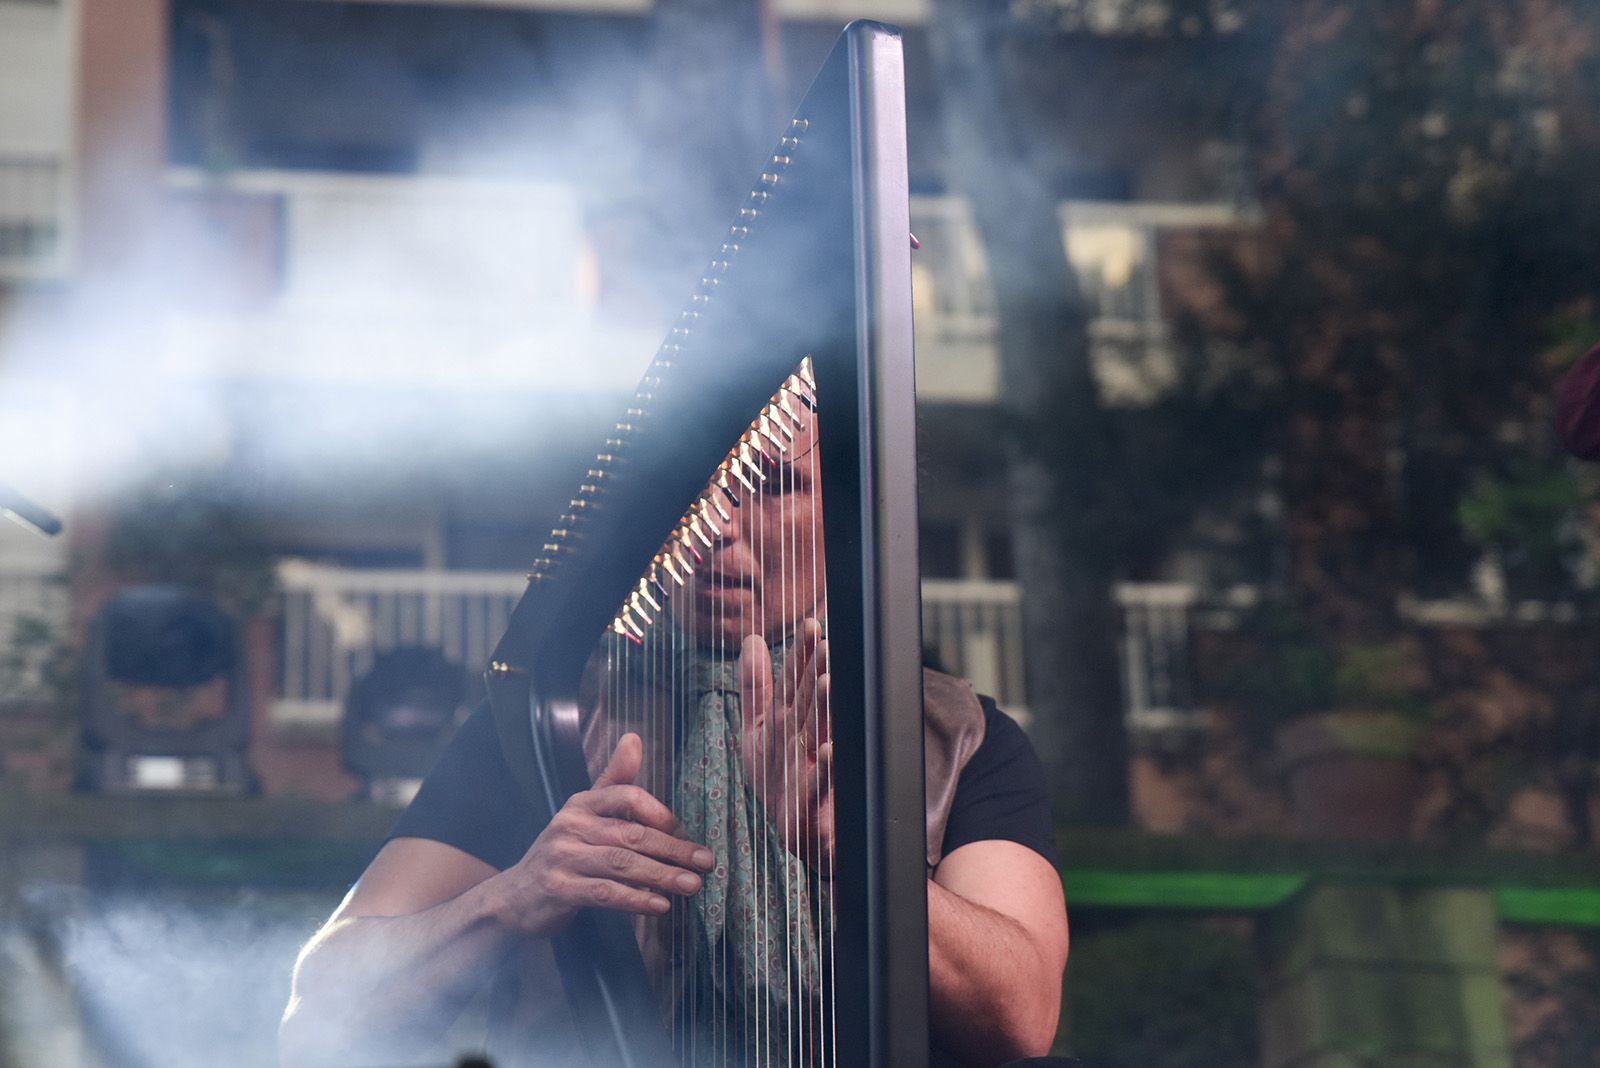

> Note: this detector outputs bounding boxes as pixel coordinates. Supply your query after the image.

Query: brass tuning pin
[727,457,758,493]
[766,402,796,439]
[758,417,787,453]
[679,525,704,565]
[661,553,685,586]
[637,582,662,613]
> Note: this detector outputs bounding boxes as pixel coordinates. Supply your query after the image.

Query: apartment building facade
[0,0,1257,794]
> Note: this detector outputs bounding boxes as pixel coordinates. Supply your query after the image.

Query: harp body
[485,21,926,1068]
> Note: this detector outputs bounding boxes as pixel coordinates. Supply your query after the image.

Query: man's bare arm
[279,734,714,1067]
[280,838,513,1065]
[928,840,1070,1067]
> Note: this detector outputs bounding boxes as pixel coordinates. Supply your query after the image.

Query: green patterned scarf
[605,633,826,1066]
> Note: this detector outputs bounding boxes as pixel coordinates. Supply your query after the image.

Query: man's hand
[738,619,835,871]
[281,733,713,1066]
[491,733,715,935]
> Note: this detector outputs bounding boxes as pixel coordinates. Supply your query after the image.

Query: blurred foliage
[1458,454,1589,601]
[104,472,277,619]
[1062,916,1259,1067]
[1503,928,1600,1068]
[1214,602,1430,746]
[1173,0,1600,629]
[0,571,77,791]
[1539,306,1600,376]
[0,597,76,716]
[1334,640,1429,720]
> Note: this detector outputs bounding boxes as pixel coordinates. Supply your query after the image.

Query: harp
[485,20,926,1068]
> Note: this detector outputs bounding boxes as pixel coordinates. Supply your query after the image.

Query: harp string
[817,404,835,1068]
[593,364,834,1068]
[782,410,795,1068]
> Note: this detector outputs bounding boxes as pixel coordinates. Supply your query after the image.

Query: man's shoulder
[941,691,1058,867]
[385,701,536,872]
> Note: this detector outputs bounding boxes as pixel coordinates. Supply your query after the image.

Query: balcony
[0,0,78,282]
[161,168,659,391]
[0,153,69,280]
[294,0,933,21]
[273,562,1033,727]
[0,551,1270,742]
[910,195,1250,406]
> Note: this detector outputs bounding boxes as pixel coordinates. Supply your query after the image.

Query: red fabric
[1558,342,1600,460]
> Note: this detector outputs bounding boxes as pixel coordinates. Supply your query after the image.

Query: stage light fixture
[79,585,257,794]
[340,645,465,805]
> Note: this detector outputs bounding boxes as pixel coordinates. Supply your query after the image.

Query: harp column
[821,21,930,1068]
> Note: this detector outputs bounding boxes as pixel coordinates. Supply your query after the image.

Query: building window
[0,0,77,280]
[1061,200,1250,406]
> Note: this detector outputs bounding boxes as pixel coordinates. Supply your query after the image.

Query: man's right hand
[490,732,715,936]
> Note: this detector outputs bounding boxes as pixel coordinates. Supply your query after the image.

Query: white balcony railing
[274,563,1223,735]
[921,579,1028,723]
[274,560,527,728]
[1114,581,1200,733]
[272,564,1031,727]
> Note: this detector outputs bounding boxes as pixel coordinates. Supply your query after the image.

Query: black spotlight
[340,645,464,805]
[79,585,257,794]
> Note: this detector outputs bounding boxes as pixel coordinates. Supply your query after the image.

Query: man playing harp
[280,402,1069,1068]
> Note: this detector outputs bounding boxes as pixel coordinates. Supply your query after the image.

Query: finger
[793,679,816,757]
[740,633,772,727]
[782,619,821,706]
[593,733,643,789]
[565,876,673,917]
[810,740,834,800]
[816,667,831,747]
[795,645,824,752]
[811,793,836,873]
[575,843,706,897]
[585,783,679,835]
[590,818,715,872]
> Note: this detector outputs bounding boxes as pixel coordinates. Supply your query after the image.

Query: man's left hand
[737,618,835,872]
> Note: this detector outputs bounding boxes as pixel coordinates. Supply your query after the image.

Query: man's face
[686,407,824,647]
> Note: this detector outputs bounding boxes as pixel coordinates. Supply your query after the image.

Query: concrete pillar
[1259,883,1511,1068]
